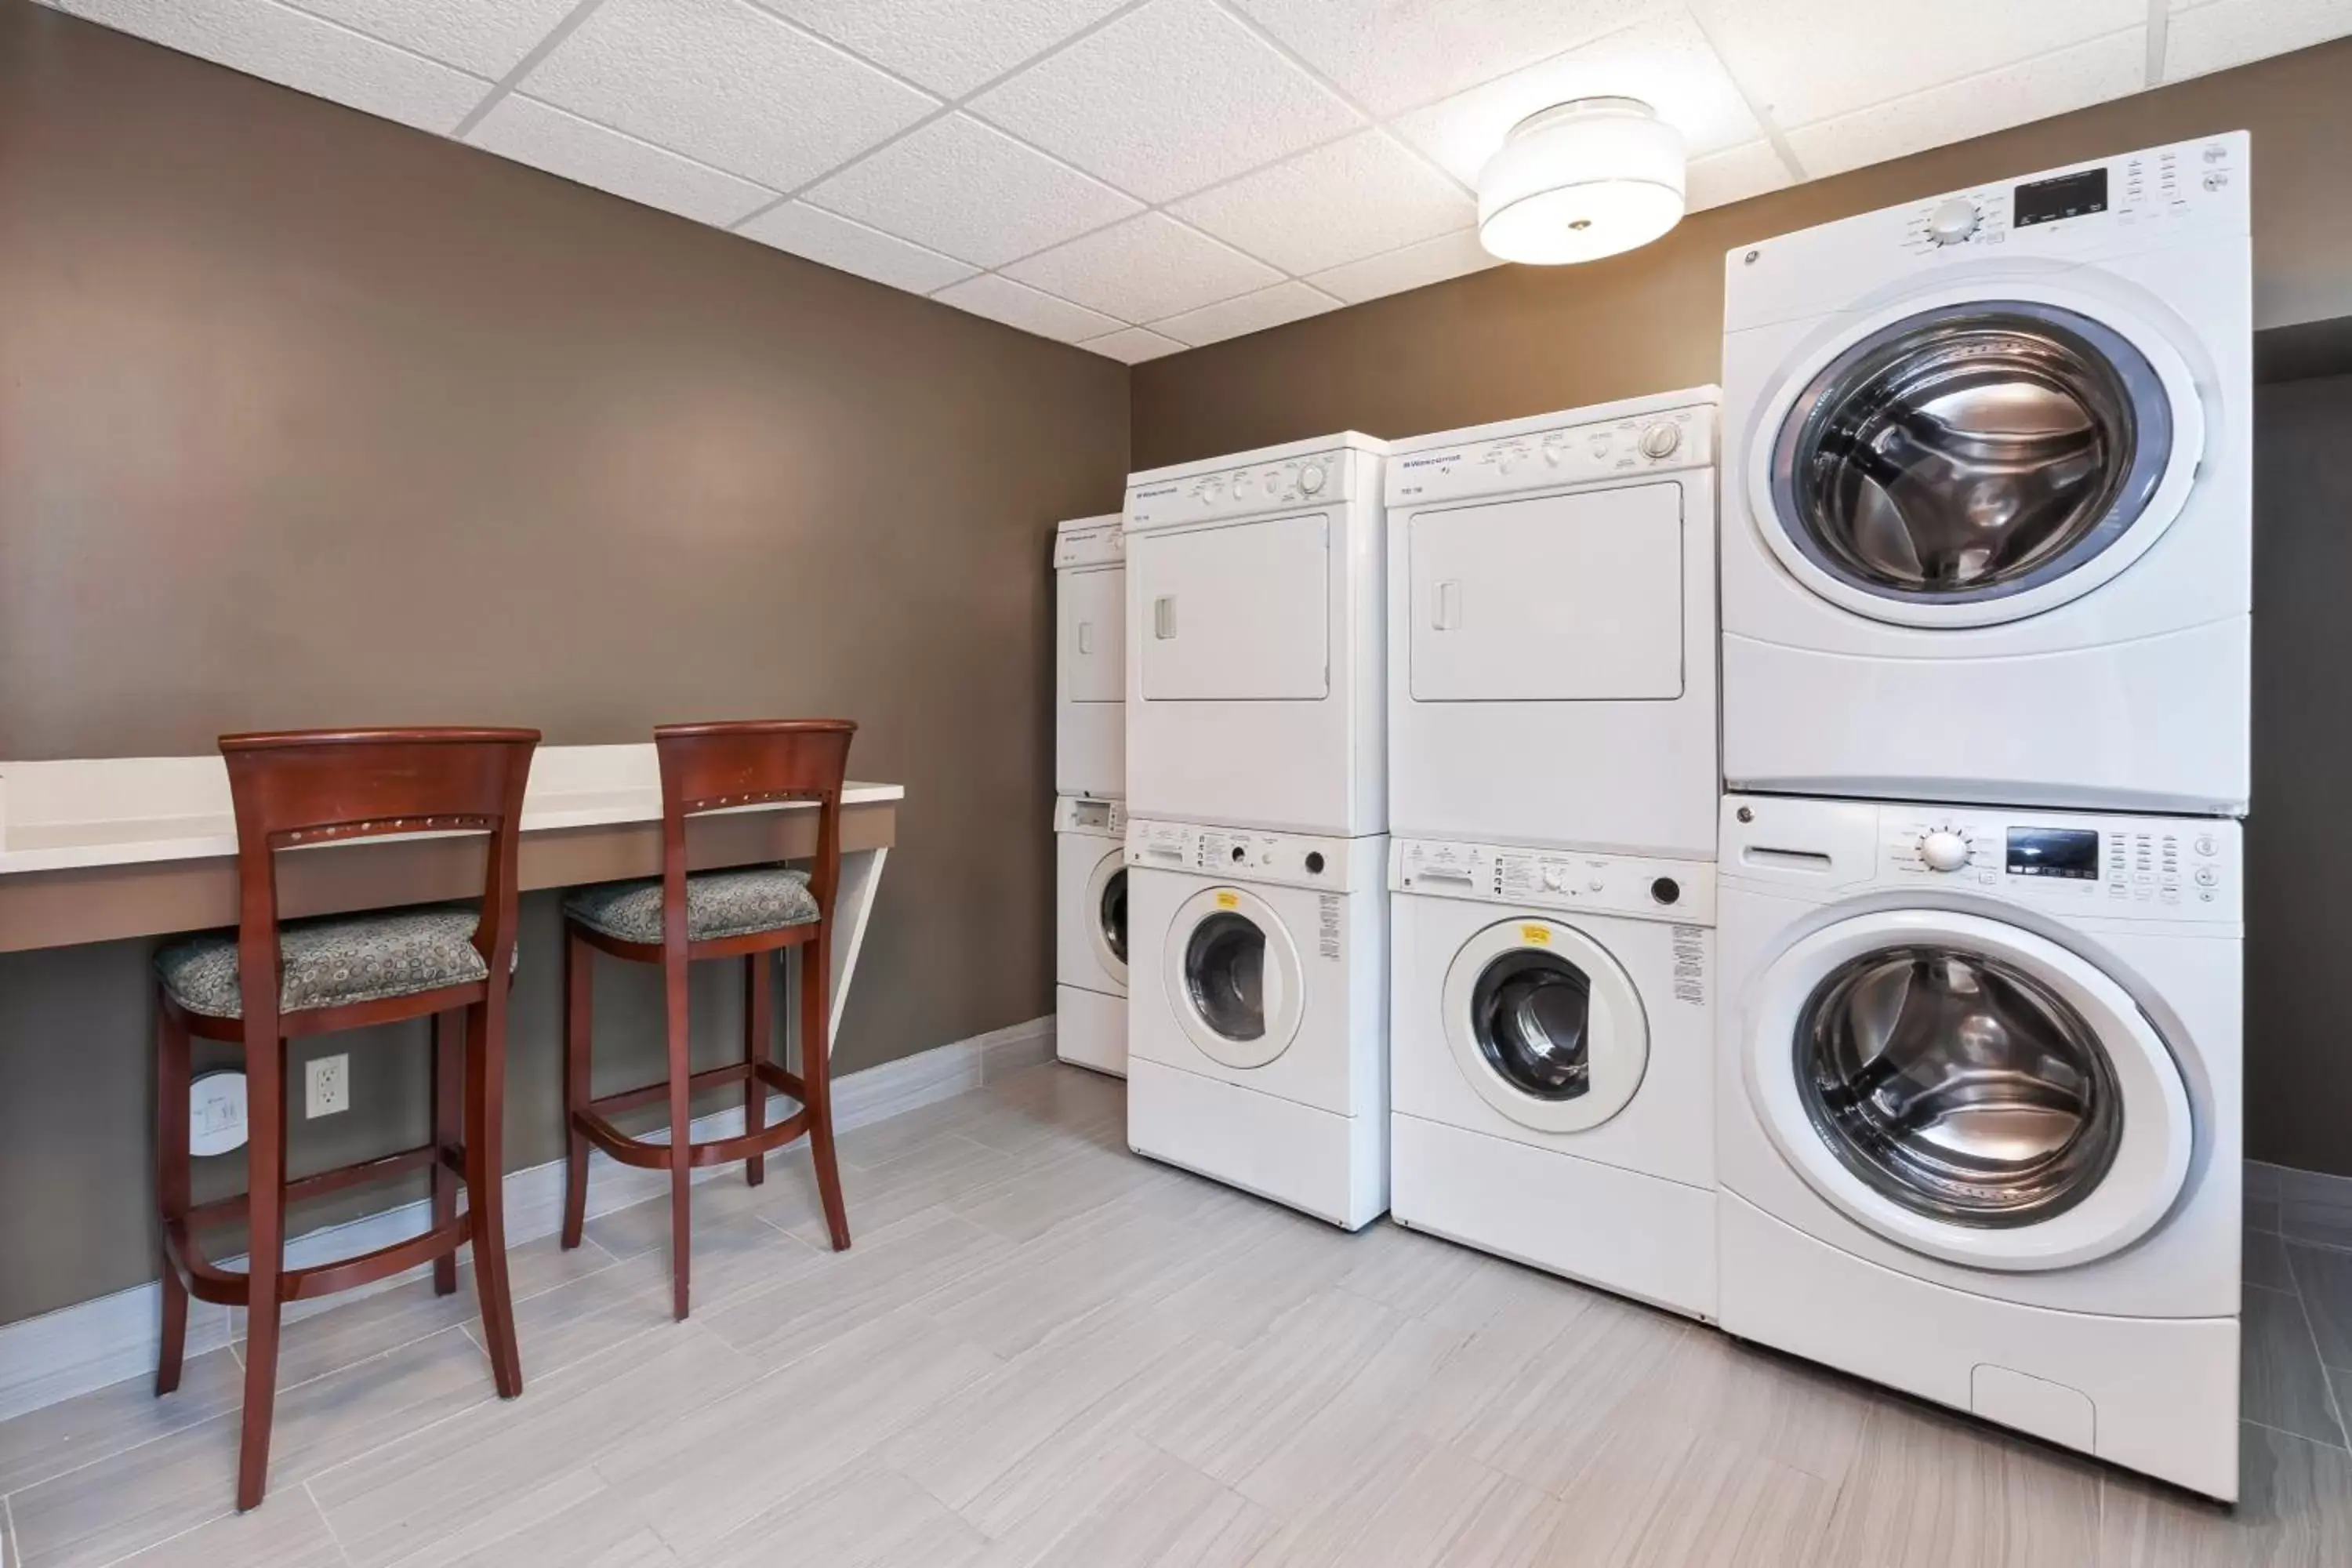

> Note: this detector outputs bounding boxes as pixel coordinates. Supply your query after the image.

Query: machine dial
[1639,422,1681,459]
[1298,463,1327,494]
[1926,197,1980,245]
[1918,829,1972,873]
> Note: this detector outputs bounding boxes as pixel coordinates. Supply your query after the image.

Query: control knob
[1639,422,1681,459]
[1927,198,1980,245]
[1919,829,1971,873]
[1298,463,1326,495]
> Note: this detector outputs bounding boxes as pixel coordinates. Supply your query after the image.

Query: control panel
[1054,796,1126,837]
[1389,400,1715,506]
[1126,818,1372,894]
[1891,133,2245,257]
[1126,439,1377,530]
[1052,520,1123,568]
[1391,837,1715,924]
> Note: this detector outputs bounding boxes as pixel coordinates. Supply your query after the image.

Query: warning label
[1319,895,1342,960]
[1671,924,1708,1006]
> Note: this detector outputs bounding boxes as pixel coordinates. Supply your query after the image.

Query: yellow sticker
[1520,924,1552,946]
[1216,891,1240,909]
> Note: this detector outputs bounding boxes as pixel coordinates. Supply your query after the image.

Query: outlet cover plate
[306,1054,350,1119]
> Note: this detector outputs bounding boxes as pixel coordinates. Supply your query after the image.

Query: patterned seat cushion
[563,866,818,946]
[157,904,506,1019]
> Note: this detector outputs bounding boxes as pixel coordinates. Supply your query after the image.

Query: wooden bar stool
[558,720,857,1320]
[152,728,538,1512]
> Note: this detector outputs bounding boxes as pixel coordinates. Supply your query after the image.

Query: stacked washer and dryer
[1120,435,1394,1229]
[1384,391,1726,1319]
[1713,134,2252,1499]
[1052,514,1129,1077]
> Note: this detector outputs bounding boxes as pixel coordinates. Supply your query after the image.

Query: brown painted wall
[0,4,1128,1323]
[1133,38,2352,1178]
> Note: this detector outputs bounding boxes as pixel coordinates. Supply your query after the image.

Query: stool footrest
[184,1142,459,1232]
[164,1211,474,1308]
[572,1105,813,1172]
[586,1061,808,1119]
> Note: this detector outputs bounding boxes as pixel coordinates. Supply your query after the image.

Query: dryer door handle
[1077,619,1094,655]
[1434,579,1462,630]
[1153,595,1178,639]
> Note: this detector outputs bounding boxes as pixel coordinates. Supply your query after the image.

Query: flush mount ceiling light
[1478,96,1686,266]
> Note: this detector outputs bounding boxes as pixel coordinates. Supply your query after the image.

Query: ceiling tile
[1080,325,1187,363]
[802,114,1142,268]
[467,95,778,224]
[517,0,938,191]
[967,0,1363,203]
[1784,28,2147,177]
[736,201,979,293]
[1305,228,1498,305]
[753,0,1133,97]
[1687,139,1795,211]
[1232,0,1675,115]
[1691,0,2145,129]
[1004,214,1282,323]
[1392,12,1766,191]
[2164,0,2352,82]
[281,0,580,78]
[49,0,490,132]
[1172,130,1473,277]
[1152,280,1340,347]
[933,274,1124,343]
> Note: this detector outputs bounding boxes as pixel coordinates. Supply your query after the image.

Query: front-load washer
[1721,133,2250,816]
[1390,837,1716,1319]
[1055,514,1125,800]
[1123,434,1388,837]
[1124,818,1387,1229]
[1055,795,1127,1077]
[1386,389,1721,858]
[1717,793,2241,1498]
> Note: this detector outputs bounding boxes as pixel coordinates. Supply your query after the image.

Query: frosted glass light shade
[1478,96,1686,265]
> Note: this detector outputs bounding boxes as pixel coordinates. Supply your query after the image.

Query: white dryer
[1386,389,1720,858]
[1123,434,1388,837]
[1125,818,1387,1229]
[1390,837,1715,1318]
[1055,796,1127,1077]
[1054,514,1125,800]
[1718,793,2241,1499]
[1721,133,2251,815]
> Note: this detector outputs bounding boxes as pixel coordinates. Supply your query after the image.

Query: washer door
[1443,918,1649,1134]
[1165,886,1304,1069]
[1751,285,2205,629]
[1744,909,2193,1271]
[1085,847,1128,988]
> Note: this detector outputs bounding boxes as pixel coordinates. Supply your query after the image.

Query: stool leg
[561,930,592,1251]
[802,938,851,1252]
[743,952,770,1188]
[665,945,694,1320]
[431,1010,462,1296]
[154,1003,191,1397]
[237,1033,286,1512]
[466,999,524,1399]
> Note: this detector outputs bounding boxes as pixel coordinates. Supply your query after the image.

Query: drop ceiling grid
[36,0,2352,361]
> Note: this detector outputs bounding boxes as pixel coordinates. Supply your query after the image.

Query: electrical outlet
[306,1053,350,1119]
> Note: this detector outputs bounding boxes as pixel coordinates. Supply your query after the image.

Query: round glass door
[1795,946,2122,1227]
[1443,919,1647,1134]
[1085,851,1128,987]
[1743,909,2194,1272]
[1164,886,1303,1069]
[1752,290,2204,629]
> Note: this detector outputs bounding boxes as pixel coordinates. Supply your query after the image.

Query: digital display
[2014,168,2108,228]
[2007,827,2100,880]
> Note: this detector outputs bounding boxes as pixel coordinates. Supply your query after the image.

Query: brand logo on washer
[1214,891,1239,909]
[1519,924,1551,946]
[1399,453,1462,470]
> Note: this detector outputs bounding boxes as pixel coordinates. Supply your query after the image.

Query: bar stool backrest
[651,720,857,953]
[218,727,542,1040]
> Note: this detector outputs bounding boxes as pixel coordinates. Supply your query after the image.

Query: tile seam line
[1771,19,2154,146]
[449,0,612,140]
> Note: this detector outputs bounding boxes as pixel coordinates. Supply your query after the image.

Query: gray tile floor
[3,1063,2349,1567]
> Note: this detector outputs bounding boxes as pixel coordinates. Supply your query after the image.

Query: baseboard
[0,1015,1054,1425]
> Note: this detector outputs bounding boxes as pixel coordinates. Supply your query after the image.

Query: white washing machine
[1385,388,1721,858]
[1055,795,1127,1077]
[1054,514,1125,800]
[1390,837,1716,1318]
[1125,818,1387,1229]
[1717,793,2241,1499]
[1721,133,2251,816]
[1123,434,1388,837]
